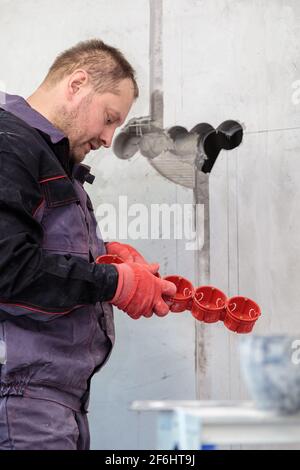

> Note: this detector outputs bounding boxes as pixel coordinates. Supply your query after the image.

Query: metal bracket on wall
[113,118,243,176]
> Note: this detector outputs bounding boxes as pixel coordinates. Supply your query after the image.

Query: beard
[51,93,93,162]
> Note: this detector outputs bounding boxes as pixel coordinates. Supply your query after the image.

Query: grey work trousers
[0,395,90,450]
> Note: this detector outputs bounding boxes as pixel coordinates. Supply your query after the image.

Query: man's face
[53,78,135,163]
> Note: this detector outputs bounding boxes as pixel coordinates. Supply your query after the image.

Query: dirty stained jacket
[0,93,118,412]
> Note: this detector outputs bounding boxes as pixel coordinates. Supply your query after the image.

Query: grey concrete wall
[168,0,300,449]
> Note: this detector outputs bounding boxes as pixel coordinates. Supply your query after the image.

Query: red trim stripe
[39,175,67,184]
[32,197,45,216]
[0,301,85,315]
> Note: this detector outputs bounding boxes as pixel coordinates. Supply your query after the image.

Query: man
[0,39,176,450]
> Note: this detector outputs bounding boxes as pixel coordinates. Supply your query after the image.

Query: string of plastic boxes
[96,254,261,334]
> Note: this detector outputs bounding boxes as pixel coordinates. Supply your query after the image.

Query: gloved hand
[106,241,159,274]
[109,262,177,319]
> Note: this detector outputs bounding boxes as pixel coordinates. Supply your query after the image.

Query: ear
[67,69,89,98]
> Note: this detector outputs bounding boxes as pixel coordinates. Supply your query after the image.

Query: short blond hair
[43,38,139,98]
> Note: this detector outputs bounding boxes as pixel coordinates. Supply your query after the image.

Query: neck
[26,85,58,124]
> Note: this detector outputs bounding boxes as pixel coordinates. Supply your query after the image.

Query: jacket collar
[0,92,66,144]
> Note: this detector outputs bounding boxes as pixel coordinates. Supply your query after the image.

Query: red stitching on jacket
[32,197,45,216]
[0,301,85,315]
[39,175,67,184]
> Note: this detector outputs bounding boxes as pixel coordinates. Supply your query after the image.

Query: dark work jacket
[0,105,118,412]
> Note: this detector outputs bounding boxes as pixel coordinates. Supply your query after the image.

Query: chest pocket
[39,176,90,258]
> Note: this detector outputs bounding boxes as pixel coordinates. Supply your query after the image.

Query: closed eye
[106,115,117,125]
[106,110,122,126]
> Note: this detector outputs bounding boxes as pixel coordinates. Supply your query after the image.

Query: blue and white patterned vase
[239,334,300,414]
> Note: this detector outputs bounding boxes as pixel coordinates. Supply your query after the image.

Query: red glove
[106,242,159,273]
[109,262,177,319]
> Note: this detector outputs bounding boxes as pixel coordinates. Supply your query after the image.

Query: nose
[100,127,116,148]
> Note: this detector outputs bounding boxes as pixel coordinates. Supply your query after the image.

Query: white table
[131,400,300,449]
